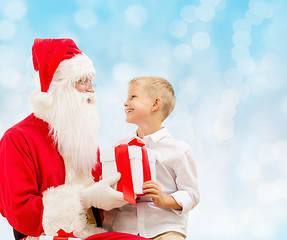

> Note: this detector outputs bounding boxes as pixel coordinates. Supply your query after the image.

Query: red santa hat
[32,38,95,92]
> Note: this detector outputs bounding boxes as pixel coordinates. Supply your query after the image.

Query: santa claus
[0,39,148,240]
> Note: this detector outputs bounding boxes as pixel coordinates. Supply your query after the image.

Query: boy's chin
[125,118,136,124]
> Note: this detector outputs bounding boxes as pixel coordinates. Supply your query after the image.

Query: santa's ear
[152,97,162,111]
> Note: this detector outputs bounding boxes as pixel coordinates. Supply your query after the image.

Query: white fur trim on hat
[53,53,96,84]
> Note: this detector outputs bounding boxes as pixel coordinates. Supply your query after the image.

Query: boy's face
[124,84,154,125]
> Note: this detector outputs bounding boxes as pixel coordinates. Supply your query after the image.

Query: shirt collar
[128,127,169,143]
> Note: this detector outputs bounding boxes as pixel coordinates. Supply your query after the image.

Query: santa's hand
[80,173,127,210]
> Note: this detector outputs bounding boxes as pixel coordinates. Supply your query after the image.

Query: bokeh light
[192,31,211,50]
[173,43,192,62]
[196,4,215,22]
[169,20,188,38]
[233,19,252,33]
[0,20,16,41]
[232,31,252,48]
[125,5,148,26]
[112,62,137,84]
[249,0,273,19]
[3,0,27,20]
[181,5,197,23]
[74,8,97,28]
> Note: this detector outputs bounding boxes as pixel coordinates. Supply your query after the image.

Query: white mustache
[81,92,97,104]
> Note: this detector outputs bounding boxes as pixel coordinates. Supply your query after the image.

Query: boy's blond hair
[129,76,175,121]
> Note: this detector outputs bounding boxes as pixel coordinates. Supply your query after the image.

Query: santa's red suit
[0,113,71,236]
[0,39,148,240]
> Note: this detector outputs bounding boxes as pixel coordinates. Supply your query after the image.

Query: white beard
[30,83,99,182]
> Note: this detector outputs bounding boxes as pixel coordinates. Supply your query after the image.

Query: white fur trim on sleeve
[42,184,86,237]
[42,184,105,239]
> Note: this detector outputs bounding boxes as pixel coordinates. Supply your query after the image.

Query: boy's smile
[125,108,134,114]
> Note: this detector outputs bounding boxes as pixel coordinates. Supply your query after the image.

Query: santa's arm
[0,132,44,236]
[0,131,84,237]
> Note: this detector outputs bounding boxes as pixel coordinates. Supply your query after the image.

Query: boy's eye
[131,95,136,99]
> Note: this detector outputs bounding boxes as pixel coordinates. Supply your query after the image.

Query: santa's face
[74,77,95,94]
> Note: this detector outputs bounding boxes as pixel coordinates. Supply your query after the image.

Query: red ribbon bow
[56,229,77,238]
[114,138,152,205]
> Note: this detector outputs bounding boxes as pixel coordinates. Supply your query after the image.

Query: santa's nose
[86,85,95,93]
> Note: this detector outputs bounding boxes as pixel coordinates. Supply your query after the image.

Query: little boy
[111,76,200,240]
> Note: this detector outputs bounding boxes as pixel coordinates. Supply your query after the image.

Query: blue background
[0,0,287,239]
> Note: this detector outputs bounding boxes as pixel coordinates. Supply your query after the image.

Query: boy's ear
[152,97,162,111]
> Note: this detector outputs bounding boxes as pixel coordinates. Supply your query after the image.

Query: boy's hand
[142,180,183,210]
[142,180,163,207]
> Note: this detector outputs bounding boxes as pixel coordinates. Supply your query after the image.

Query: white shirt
[112,128,200,238]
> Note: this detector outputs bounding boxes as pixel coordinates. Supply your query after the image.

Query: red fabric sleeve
[85,232,149,240]
[92,147,102,182]
[0,130,44,236]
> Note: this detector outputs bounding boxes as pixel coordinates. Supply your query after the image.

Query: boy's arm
[170,147,200,214]
[143,146,199,212]
[142,180,182,210]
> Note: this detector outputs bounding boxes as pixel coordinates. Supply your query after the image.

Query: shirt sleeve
[0,130,44,236]
[170,145,200,215]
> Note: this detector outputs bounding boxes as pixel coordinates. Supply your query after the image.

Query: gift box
[100,143,156,203]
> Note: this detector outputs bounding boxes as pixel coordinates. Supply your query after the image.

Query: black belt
[91,206,103,227]
[13,228,27,240]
